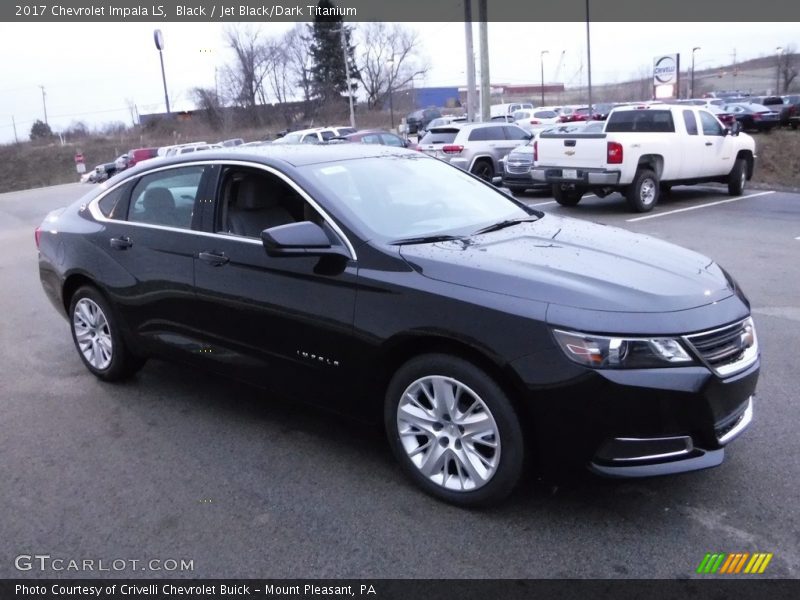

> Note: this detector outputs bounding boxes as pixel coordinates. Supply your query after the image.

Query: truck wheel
[727,158,747,196]
[553,184,585,206]
[626,169,659,212]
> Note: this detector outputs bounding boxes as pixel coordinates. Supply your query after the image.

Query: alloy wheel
[396,375,500,491]
[73,298,113,370]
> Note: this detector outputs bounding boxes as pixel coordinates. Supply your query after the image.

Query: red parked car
[126,147,159,168]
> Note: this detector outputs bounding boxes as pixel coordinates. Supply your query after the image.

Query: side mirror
[728,121,741,136]
[261,221,349,259]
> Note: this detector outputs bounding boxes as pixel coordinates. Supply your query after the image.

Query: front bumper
[530,166,621,186]
[512,353,759,478]
[588,396,752,477]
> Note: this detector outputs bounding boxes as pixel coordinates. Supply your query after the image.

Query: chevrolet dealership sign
[653,54,681,99]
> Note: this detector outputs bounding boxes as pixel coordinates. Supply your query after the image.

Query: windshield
[299,155,530,242]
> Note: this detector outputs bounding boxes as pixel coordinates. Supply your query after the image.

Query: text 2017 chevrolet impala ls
[36,145,759,506]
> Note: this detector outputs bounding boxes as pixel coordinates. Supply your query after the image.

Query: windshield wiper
[473,216,540,235]
[389,234,468,245]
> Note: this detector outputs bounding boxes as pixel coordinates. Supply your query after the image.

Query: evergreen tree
[30,119,53,141]
[308,1,359,103]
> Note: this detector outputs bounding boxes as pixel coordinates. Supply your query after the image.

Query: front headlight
[552,329,694,369]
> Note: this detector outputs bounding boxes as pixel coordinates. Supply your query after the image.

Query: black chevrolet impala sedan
[36,145,759,506]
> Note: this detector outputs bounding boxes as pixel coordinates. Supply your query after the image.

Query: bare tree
[356,23,430,109]
[223,25,269,121]
[192,87,225,131]
[263,35,299,125]
[285,24,314,104]
[778,44,798,93]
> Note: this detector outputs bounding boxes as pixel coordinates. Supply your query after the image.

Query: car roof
[107,144,418,178]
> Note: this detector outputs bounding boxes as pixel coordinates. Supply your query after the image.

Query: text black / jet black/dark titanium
[36,145,759,507]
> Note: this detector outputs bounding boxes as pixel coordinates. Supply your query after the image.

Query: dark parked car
[334,129,410,148]
[724,103,780,132]
[37,145,759,507]
[405,108,442,135]
[781,95,800,129]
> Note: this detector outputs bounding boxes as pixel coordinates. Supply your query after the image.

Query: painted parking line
[626,191,776,222]
[529,194,596,207]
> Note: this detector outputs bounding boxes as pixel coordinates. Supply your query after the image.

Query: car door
[94,163,213,356]
[190,163,361,406]
[698,110,736,178]
[678,109,706,180]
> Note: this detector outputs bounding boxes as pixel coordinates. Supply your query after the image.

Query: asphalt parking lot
[1,182,798,579]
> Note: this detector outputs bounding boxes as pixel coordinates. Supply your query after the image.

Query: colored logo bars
[697,552,773,574]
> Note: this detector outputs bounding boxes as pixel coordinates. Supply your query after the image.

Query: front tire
[69,285,145,381]
[727,158,747,196]
[384,354,525,507]
[552,183,585,206]
[626,168,659,212]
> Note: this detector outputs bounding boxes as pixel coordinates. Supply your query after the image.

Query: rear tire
[384,354,525,507]
[69,285,146,381]
[626,169,659,213]
[471,160,495,183]
[727,158,747,196]
[552,184,585,206]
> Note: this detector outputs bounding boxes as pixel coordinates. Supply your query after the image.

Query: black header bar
[3,0,800,22]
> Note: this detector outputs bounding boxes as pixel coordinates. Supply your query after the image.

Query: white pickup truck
[529,104,756,212]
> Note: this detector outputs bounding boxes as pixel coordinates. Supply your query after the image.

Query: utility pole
[478,0,490,122]
[464,0,476,122]
[11,116,18,143]
[585,0,593,113]
[340,25,356,129]
[39,85,48,125]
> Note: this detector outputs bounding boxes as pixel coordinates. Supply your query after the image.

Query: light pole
[539,50,549,106]
[775,46,783,94]
[387,56,395,130]
[691,47,701,98]
[153,30,170,115]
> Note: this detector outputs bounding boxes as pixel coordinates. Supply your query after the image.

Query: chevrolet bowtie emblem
[564,150,575,156]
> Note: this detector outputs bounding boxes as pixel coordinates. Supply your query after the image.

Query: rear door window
[683,110,699,135]
[127,166,206,229]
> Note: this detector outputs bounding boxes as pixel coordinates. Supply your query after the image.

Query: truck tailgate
[537,131,608,170]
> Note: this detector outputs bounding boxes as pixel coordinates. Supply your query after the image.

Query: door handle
[198,250,229,266]
[705,142,713,146]
[109,236,132,250]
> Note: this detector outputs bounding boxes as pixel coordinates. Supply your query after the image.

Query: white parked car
[513,109,561,132]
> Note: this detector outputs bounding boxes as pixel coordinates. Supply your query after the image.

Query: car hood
[398,215,734,313]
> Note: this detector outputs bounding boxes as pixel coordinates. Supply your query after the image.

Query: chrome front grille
[684,317,758,376]
[506,163,531,174]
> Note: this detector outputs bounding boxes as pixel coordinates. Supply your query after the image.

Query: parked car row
[83,139,247,183]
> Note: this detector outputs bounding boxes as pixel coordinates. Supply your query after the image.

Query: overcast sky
[0,21,795,143]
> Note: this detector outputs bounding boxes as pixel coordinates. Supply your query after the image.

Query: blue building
[411,87,461,109]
